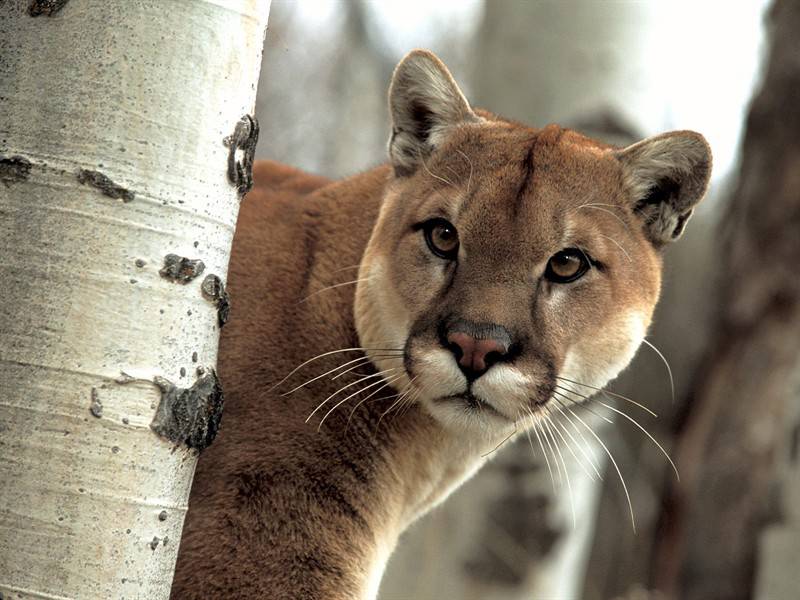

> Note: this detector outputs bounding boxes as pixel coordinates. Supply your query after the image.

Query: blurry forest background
[252,1,799,599]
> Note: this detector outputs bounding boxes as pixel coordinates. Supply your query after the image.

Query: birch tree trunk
[0,1,269,598]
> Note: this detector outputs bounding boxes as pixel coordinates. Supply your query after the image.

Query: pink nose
[446,331,509,375]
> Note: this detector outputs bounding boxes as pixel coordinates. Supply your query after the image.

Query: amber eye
[545,248,590,283]
[422,218,459,260]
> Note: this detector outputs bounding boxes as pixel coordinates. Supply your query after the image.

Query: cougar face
[355,51,711,437]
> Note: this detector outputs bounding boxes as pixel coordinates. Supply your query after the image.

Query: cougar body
[171,51,711,599]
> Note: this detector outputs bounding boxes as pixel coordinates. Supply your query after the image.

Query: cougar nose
[446,324,511,379]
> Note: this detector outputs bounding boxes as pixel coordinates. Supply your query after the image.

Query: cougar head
[355,50,711,436]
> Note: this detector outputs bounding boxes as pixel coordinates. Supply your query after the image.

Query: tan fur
[171,51,711,599]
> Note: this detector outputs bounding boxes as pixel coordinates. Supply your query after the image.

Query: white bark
[0,1,270,598]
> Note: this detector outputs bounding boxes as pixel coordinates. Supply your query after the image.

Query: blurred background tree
[650,2,800,599]
[251,2,798,598]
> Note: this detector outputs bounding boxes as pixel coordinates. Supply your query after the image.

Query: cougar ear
[388,50,481,176]
[616,131,712,246]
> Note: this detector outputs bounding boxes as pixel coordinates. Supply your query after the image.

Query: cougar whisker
[298,276,373,304]
[346,391,401,434]
[555,377,657,418]
[420,151,459,190]
[595,399,679,481]
[268,345,404,393]
[373,376,419,438]
[523,409,561,494]
[531,414,557,492]
[282,353,402,396]
[394,382,425,419]
[547,410,598,482]
[522,410,541,460]
[380,376,418,419]
[568,405,636,533]
[318,372,405,431]
[572,204,631,231]
[538,415,564,486]
[306,369,399,423]
[543,411,576,528]
[480,422,518,458]
[283,355,371,395]
[641,338,676,405]
[574,202,627,212]
[554,383,657,418]
[330,264,362,273]
[456,149,474,195]
[597,233,632,262]
[551,406,603,480]
[551,390,614,424]
[346,373,419,430]
[331,354,404,380]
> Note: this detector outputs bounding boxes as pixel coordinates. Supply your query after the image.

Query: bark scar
[89,388,103,418]
[224,115,259,196]
[201,274,230,327]
[76,169,135,202]
[150,370,224,451]
[0,156,32,186]
[28,0,70,16]
[159,254,206,284]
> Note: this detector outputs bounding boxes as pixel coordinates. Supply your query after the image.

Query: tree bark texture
[651,1,800,598]
[0,1,269,598]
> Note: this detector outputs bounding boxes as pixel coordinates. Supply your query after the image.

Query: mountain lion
[171,50,711,599]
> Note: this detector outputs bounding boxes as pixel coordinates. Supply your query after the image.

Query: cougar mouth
[437,392,512,421]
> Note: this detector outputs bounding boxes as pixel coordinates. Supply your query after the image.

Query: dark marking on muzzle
[513,141,537,217]
[150,369,224,451]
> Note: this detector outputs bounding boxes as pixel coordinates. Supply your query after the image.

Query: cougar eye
[545,248,590,283]
[423,218,459,260]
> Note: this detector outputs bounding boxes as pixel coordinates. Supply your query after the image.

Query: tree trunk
[651,1,800,598]
[0,1,269,598]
